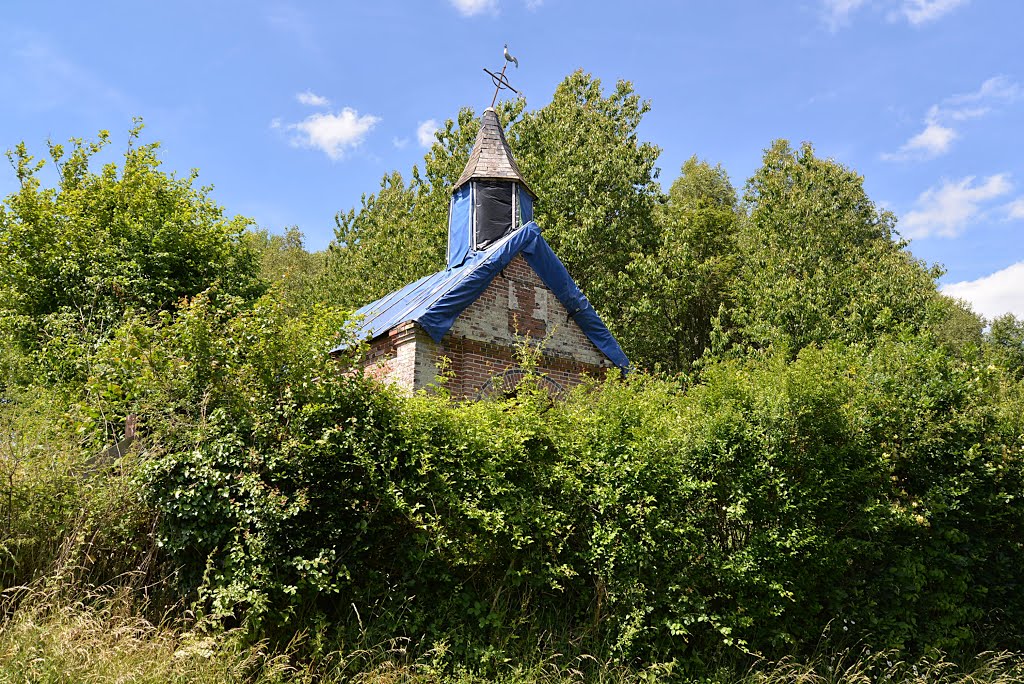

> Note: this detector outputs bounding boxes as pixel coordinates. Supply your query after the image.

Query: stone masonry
[359,255,612,399]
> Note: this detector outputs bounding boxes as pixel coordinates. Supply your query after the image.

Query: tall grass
[2,582,1023,684]
[0,583,300,683]
[746,649,1024,684]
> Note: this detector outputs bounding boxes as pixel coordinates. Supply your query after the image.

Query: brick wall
[357,255,611,398]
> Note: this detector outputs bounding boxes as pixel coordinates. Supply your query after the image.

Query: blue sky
[2,0,1022,319]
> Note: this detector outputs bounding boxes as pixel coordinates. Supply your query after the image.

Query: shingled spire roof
[454,107,536,197]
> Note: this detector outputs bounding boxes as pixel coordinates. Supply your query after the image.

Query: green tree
[327,71,662,330]
[929,295,984,355]
[725,140,941,354]
[986,313,1024,376]
[328,171,437,308]
[619,157,739,372]
[326,100,525,308]
[0,123,261,380]
[243,226,329,314]
[510,71,662,322]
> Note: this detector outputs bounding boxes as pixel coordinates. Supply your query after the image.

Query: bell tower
[338,46,629,397]
[446,108,537,268]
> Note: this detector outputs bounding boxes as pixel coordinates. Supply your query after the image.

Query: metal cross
[483,44,522,108]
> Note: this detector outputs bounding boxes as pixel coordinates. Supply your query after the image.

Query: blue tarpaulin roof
[332,222,629,369]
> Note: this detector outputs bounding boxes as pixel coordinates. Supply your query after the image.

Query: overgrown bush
[0,124,262,384]
[105,302,1023,668]
[4,120,1023,682]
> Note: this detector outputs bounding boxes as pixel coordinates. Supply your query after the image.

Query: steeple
[454,108,534,194]
[447,108,537,268]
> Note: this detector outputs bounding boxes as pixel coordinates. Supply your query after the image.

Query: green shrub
[66,277,1024,666]
[124,318,1024,666]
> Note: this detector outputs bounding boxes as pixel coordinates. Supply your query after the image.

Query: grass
[0,583,300,683]
[2,585,1023,684]
[745,649,1024,684]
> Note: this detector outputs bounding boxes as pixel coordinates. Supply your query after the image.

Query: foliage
[329,171,442,308]
[325,71,662,332]
[985,314,1024,378]
[6,585,1023,683]
[0,122,262,381]
[617,157,740,371]
[326,100,524,309]
[0,386,153,591]
[929,296,985,356]
[5,78,1024,683]
[125,316,1024,664]
[0,390,82,587]
[726,140,943,354]
[509,71,662,324]
[243,226,330,315]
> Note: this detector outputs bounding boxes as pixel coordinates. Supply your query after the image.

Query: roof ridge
[333,223,629,369]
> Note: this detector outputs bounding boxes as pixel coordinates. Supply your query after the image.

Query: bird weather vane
[483,43,522,108]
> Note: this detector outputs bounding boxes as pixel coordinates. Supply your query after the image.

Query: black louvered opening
[474,181,514,249]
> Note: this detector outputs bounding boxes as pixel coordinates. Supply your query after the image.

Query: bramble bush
[95,296,1023,668]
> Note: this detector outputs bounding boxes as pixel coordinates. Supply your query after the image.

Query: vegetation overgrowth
[2,71,1024,681]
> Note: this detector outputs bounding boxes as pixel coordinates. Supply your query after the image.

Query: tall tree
[510,70,662,323]
[618,157,739,372]
[243,226,329,315]
[327,71,663,333]
[725,140,942,354]
[325,100,525,309]
[328,171,434,308]
[985,313,1024,377]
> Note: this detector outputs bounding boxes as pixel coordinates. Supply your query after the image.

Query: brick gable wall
[358,255,611,398]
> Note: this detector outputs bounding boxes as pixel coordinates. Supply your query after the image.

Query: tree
[326,71,663,331]
[510,71,662,323]
[985,313,1024,377]
[328,171,439,309]
[243,226,329,315]
[724,140,942,354]
[0,123,262,379]
[326,101,525,309]
[618,157,739,372]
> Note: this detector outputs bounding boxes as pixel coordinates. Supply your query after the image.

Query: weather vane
[483,43,523,108]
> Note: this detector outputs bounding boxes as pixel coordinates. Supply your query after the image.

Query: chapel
[334,107,629,399]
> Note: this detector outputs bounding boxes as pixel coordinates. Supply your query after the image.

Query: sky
[1,0,1022,319]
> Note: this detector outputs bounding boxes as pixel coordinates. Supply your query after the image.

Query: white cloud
[882,121,956,161]
[1006,198,1024,221]
[284,108,380,160]
[900,174,1012,239]
[945,106,989,121]
[901,0,969,25]
[416,119,440,148]
[883,77,1020,162]
[392,137,409,149]
[822,0,869,29]
[449,0,498,16]
[947,75,1022,106]
[943,262,1024,320]
[448,0,538,15]
[824,0,967,28]
[296,90,329,107]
